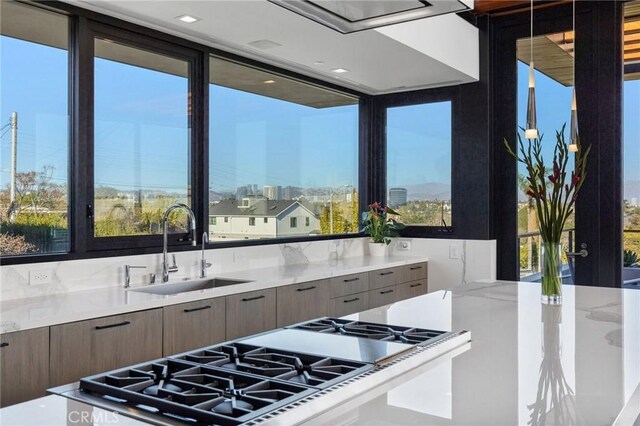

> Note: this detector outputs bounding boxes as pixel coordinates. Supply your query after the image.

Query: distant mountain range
[625,180,640,201]
[401,183,451,201]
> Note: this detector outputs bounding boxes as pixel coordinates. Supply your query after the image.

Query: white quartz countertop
[0,255,428,334]
[304,281,640,426]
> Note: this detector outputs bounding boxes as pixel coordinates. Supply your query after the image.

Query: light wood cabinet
[226,288,276,340]
[329,272,369,298]
[369,267,402,290]
[50,309,162,387]
[163,297,225,356]
[397,279,428,300]
[403,262,428,282]
[329,291,370,317]
[0,327,49,407]
[369,285,399,309]
[276,280,329,327]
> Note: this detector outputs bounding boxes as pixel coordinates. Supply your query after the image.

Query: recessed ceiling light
[175,14,200,24]
[331,68,350,74]
[248,39,282,50]
[313,61,325,66]
[263,80,276,84]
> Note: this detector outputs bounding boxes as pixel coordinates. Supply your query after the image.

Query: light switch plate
[449,244,461,259]
[396,240,411,251]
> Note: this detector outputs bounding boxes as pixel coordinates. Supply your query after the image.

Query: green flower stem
[542,242,562,298]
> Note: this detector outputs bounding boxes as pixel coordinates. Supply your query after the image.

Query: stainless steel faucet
[162,203,196,283]
[200,232,212,278]
[125,265,146,288]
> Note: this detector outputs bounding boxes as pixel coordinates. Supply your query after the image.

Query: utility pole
[9,112,17,223]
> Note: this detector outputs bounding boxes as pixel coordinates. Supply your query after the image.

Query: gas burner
[171,343,371,389]
[79,360,317,425]
[291,317,450,346]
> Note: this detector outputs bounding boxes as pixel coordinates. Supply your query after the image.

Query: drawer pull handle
[380,290,394,294]
[184,305,212,313]
[410,266,423,270]
[343,278,360,282]
[297,286,316,292]
[410,283,422,288]
[343,297,360,303]
[242,295,265,302]
[0,342,8,348]
[379,271,394,276]
[95,321,130,330]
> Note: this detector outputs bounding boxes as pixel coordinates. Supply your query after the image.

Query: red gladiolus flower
[572,175,581,185]
[526,190,536,198]
[548,174,557,183]
[369,202,381,210]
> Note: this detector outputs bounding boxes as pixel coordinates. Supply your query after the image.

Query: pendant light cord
[530,0,534,65]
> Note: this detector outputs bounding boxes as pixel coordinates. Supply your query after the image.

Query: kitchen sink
[127,277,250,296]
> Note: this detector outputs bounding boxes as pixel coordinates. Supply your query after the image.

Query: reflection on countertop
[306,282,640,426]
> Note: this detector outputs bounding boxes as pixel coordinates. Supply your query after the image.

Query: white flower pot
[368,242,388,257]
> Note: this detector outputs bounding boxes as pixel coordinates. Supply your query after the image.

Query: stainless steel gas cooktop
[51,318,464,426]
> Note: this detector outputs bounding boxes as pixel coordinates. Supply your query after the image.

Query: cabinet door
[276,280,329,327]
[329,272,369,298]
[396,279,428,301]
[0,327,49,407]
[369,267,402,290]
[369,285,398,309]
[404,263,428,282]
[226,289,276,340]
[329,292,370,318]
[50,309,162,387]
[163,298,225,356]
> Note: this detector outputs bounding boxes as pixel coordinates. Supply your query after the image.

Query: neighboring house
[209,197,320,240]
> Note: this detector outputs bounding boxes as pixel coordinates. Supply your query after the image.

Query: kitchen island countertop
[1,281,638,426]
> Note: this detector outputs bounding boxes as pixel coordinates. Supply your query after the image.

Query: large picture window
[386,101,453,227]
[208,57,359,241]
[0,2,69,257]
[93,37,192,238]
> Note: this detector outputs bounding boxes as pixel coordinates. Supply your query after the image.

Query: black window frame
[373,87,461,238]
[249,217,256,226]
[290,217,298,228]
[84,21,205,252]
[2,0,477,266]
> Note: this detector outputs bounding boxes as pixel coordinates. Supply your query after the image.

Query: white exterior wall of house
[210,215,277,240]
[276,204,320,237]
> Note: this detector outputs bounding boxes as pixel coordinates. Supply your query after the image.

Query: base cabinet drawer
[163,298,225,356]
[226,289,276,340]
[369,285,399,309]
[329,292,370,317]
[50,309,163,387]
[404,263,428,282]
[277,280,329,327]
[0,327,49,407]
[369,267,402,290]
[397,279,428,301]
[330,273,369,298]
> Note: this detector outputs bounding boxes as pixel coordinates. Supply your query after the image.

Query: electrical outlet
[397,240,411,251]
[29,269,54,286]
[449,244,461,259]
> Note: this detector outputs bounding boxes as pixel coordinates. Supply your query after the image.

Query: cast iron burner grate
[170,343,371,389]
[291,317,449,345]
[79,358,317,425]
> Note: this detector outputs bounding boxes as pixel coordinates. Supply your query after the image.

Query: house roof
[209,199,318,218]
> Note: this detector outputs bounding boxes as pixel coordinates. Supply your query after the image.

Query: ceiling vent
[267,0,470,34]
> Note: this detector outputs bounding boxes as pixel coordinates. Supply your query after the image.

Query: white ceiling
[66,0,479,95]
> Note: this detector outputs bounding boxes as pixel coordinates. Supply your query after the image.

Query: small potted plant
[623,249,640,287]
[362,202,405,256]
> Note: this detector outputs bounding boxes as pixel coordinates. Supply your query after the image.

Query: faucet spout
[162,203,197,283]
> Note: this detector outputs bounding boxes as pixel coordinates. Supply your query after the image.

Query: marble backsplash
[0,237,496,301]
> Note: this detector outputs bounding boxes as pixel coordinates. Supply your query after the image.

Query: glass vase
[541,242,563,305]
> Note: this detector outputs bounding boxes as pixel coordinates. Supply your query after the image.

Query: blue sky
[1,35,638,199]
